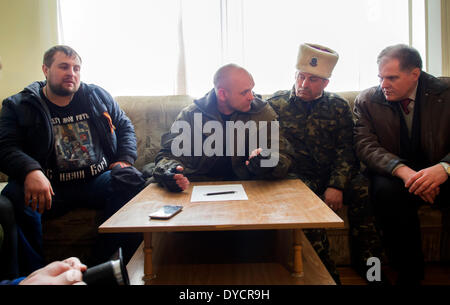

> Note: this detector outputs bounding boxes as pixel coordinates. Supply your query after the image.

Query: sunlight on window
[58,0,423,97]
[59,0,179,96]
[241,0,409,94]
[180,0,222,97]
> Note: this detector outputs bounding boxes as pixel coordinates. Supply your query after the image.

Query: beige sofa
[0,90,448,266]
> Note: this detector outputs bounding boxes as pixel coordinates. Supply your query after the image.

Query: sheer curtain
[58,0,181,96]
[58,0,422,97]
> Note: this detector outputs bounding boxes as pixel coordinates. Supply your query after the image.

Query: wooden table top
[99,179,344,233]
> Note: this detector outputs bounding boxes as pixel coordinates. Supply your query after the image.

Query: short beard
[48,82,77,97]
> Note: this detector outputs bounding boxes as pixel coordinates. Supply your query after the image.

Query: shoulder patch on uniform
[266,90,290,101]
[328,92,349,105]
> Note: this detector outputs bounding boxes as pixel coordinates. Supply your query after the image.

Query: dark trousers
[0,195,19,280]
[370,174,449,284]
[1,170,142,276]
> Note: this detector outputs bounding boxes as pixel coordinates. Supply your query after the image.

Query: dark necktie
[400,98,412,114]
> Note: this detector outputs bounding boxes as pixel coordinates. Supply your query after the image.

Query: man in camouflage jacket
[267,43,383,284]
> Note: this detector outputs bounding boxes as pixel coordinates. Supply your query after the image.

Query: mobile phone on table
[149,205,183,220]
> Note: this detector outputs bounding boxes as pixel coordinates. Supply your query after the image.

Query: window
[58,0,425,97]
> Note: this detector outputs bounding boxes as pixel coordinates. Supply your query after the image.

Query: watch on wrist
[440,162,450,176]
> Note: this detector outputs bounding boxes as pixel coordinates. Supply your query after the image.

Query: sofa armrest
[0,172,8,184]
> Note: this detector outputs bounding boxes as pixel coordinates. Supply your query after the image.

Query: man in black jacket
[0,45,142,275]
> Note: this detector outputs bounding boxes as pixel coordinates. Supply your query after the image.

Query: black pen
[205,191,236,196]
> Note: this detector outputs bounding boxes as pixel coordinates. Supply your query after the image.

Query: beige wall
[0,0,58,101]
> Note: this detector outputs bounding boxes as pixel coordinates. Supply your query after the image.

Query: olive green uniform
[268,88,383,282]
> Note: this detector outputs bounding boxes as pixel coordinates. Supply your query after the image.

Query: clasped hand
[397,164,448,203]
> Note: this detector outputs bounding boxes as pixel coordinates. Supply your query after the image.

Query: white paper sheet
[190,184,248,202]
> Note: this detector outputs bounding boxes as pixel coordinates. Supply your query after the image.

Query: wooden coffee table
[99,179,344,284]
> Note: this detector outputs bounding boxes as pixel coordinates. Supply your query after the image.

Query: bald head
[213,64,253,91]
[213,64,255,114]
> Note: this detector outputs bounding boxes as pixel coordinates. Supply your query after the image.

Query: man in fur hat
[268,43,383,284]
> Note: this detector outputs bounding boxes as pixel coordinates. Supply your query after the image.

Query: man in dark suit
[354,44,449,285]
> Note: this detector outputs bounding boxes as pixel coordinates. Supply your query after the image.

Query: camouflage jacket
[154,89,293,181]
[267,88,357,190]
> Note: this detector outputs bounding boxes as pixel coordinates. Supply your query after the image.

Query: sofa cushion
[336,91,359,112]
[115,95,193,170]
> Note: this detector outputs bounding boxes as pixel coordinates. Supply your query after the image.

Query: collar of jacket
[193,88,268,121]
[288,85,326,107]
[371,71,448,107]
[419,71,448,95]
[23,80,46,97]
[21,81,52,122]
[288,86,297,102]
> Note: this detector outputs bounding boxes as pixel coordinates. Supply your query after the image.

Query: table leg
[142,232,156,284]
[292,229,304,277]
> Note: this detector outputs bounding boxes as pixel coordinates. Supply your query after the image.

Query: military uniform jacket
[268,89,356,190]
[155,89,292,180]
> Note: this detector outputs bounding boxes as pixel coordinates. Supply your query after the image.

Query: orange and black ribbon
[103,112,116,134]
